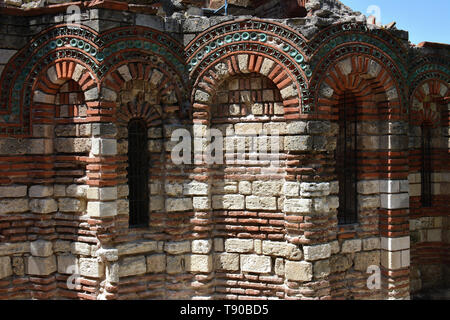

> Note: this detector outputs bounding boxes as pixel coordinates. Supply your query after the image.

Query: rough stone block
[57,254,78,274]
[0,185,27,198]
[79,258,104,278]
[214,238,224,252]
[71,242,92,256]
[54,185,66,197]
[166,255,185,274]
[0,242,30,256]
[341,239,362,253]
[240,255,271,273]
[214,253,239,271]
[29,185,53,198]
[283,199,312,213]
[284,182,300,197]
[381,250,401,270]
[165,183,183,197]
[146,254,166,273]
[381,236,409,251]
[86,186,116,201]
[354,251,380,271]
[225,239,253,253]
[286,121,307,134]
[235,123,263,135]
[11,257,24,276]
[53,240,71,253]
[330,240,340,254]
[245,196,277,210]
[0,199,28,214]
[55,138,91,153]
[192,240,212,254]
[330,255,352,273]
[358,195,380,210]
[379,180,399,193]
[252,181,283,196]
[84,87,98,101]
[193,197,210,210]
[29,198,57,214]
[91,138,117,156]
[260,58,274,76]
[238,54,250,73]
[0,257,12,280]
[303,244,331,261]
[264,122,287,135]
[26,256,56,276]
[363,238,381,251]
[117,241,158,256]
[166,198,193,212]
[94,248,119,262]
[262,241,302,260]
[58,198,84,213]
[280,85,297,99]
[87,201,117,217]
[119,256,146,277]
[30,240,53,257]
[164,241,190,255]
[380,193,409,209]
[186,254,213,273]
[313,259,330,278]
[285,261,312,281]
[357,180,380,195]
[212,195,244,210]
[300,183,330,197]
[274,258,284,276]
[183,181,208,196]
[34,91,55,104]
[66,184,89,198]
[284,136,311,151]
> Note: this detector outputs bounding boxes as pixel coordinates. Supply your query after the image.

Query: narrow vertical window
[337,92,358,224]
[421,124,432,207]
[127,118,149,228]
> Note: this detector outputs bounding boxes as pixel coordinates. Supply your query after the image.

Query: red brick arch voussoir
[191,51,303,123]
[315,54,403,122]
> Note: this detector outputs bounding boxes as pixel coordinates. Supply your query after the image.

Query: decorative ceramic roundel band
[308,22,411,113]
[408,55,450,96]
[0,24,186,137]
[185,19,312,111]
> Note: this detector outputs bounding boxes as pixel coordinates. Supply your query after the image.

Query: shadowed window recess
[337,92,358,225]
[127,118,150,228]
[421,123,432,207]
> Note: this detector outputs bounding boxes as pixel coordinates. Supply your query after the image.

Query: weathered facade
[0,0,448,300]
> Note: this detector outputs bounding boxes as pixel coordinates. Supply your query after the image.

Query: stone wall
[0,3,448,300]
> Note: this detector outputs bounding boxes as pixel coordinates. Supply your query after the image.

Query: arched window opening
[127,118,149,228]
[337,92,358,225]
[421,123,432,207]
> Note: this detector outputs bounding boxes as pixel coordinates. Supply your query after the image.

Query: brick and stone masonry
[0,0,448,300]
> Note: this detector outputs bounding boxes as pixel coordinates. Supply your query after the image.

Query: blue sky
[342,0,450,45]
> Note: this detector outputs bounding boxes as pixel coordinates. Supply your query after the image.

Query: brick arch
[187,18,311,117]
[0,23,101,137]
[315,54,402,119]
[31,60,99,109]
[101,61,184,126]
[0,23,189,137]
[192,52,301,121]
[411,79,449,127]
